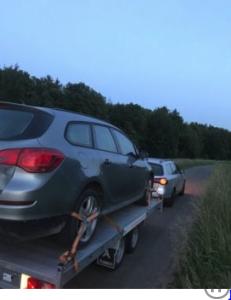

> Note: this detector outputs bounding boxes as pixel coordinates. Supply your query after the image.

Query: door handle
[104,159,111,165]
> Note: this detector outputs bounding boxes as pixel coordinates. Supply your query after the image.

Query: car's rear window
[149,163,164,176]
[0,109,34,139]
[0,106,54,140]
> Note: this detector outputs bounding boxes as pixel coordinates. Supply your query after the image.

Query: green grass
[171,164,231,288]
[174,158,216,170]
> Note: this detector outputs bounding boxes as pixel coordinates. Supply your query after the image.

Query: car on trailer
[0,102,152,243]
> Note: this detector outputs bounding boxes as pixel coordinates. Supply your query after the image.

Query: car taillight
[26,277,55,289]
[154,178,168,185]
[0,148,64,173]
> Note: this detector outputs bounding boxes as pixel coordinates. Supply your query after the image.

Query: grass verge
[171,164,231,288]
[174,159,216,170]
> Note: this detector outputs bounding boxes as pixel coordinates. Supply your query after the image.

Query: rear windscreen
[0,109,34,139]
[0,106,54,140]
[149,163,164,176]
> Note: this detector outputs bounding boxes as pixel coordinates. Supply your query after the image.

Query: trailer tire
[111,237,125,270]
[125,227,139,254]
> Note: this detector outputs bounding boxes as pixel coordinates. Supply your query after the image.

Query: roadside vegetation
[172,163,231,288]
[174,159,216,170]
[1,66,231,161]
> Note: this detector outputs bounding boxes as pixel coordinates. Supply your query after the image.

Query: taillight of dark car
[154,178,168,185]
[0,148,64,173]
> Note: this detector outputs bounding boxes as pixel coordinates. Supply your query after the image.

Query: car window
[171,162,177,174]
[175,163,181,173]
[66,123,92,147]
[149,163,164,176]
[112,130,136,156]
[165,163,173,175]
[94,125,117,152]
[0,109,33,140]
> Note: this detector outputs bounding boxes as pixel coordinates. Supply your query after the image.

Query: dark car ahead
[0,102,152,242]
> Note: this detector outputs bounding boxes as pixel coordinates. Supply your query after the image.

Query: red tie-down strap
[59,210,99,272]
[146,178,154,206]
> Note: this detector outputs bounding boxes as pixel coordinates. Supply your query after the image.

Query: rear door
[164,162,177,196]
[174,162,185,192]
[166,162,181,194]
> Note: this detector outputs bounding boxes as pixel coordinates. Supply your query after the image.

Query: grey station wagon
[0,102,152,243]
[148,158,185,206]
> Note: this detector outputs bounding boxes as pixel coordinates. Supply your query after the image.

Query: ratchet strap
[103,215,124,235]
[59,211,99,272]
[59,180,153,271]
[146,179,153,206]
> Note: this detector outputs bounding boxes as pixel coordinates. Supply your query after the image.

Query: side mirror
[139,150,149,159]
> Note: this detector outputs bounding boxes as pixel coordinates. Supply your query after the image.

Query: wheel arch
[74,178,105,209]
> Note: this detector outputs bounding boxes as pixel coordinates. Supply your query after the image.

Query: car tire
[179,181,186,196]
[63,188,102,246]
[164,189,176,207]
[125,227,139,254]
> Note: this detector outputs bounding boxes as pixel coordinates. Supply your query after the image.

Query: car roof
[0,101,119,129]
[43,107,116,128]
[148,158,173,165]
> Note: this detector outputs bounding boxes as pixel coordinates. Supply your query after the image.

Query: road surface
[66,165,213,289]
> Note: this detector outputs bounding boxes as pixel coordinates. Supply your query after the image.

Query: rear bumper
[0,165,76,221]
[0,200,46,221]
[0,216,66,240]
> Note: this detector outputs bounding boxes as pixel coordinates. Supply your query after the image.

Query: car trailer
[0,198,162,289]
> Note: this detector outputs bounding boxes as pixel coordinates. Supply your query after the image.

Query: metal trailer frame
[0,199,161,289]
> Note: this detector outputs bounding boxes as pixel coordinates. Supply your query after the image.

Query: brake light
[0,148,64,173]
[26,277,55,289]
[154,178,168,185]
[0,149,21,165]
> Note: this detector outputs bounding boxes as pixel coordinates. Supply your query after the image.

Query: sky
[1,0,231,130]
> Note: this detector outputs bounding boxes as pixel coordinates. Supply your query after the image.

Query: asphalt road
[66,165,213,289]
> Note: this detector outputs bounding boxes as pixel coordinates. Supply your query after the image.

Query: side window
[171,162,177,174]
[66,123,92,147]
[175,163,181,173]
[112,130,136,156]
[94,125,117,152]
[165,163,173,175]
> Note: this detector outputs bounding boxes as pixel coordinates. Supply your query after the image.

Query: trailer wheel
[110,238,125,269]
[125,226,139,254]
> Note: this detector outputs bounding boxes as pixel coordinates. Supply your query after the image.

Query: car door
[93,124,126,205]
[170,162,182,193]
[175,163,185,192]
[164,162,177,196]
[111,129,148,202]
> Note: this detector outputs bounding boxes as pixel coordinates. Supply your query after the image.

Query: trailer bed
[0,199,160,288]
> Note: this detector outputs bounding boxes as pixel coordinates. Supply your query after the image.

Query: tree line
[0,65,231,160]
